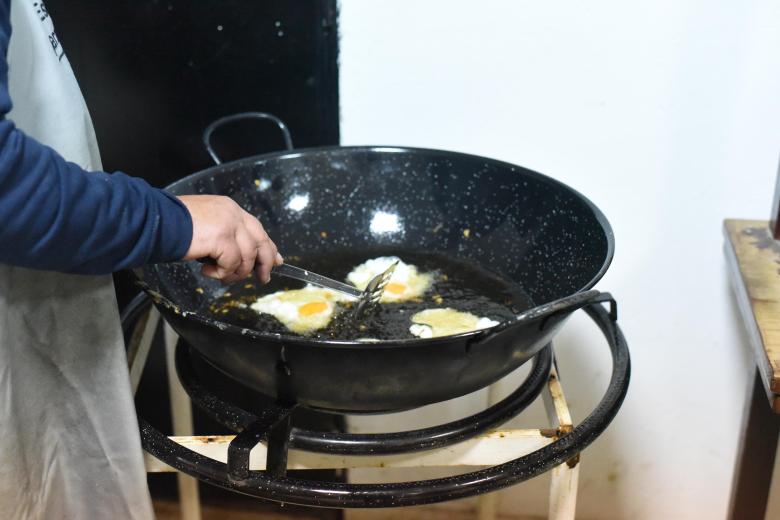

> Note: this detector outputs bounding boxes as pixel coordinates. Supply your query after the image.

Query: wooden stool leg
[728,368,780,520]
[164,324,202,520]
[476,383,501,520]
[544,362,578,520]
[549,458,579,520]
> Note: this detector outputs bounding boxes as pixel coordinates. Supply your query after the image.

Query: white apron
[0,1,154,518]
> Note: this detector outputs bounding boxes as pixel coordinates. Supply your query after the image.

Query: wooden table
[724,219,780,519]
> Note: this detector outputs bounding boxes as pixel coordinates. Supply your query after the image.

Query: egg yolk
[385,283,407,295]
[298,301,328,316]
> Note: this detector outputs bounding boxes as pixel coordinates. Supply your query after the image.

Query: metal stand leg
[164,324,203,520]
[728,368,780,520]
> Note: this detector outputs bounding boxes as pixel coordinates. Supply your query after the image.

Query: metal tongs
[198,257,398,317]
[273,262,398,317]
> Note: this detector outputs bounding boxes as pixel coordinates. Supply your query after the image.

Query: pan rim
[151,145,615,349]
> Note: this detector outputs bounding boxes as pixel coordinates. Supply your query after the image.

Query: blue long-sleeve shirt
[0,2,192,274]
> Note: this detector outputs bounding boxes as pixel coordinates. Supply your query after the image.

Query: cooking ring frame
[125,294,629,508]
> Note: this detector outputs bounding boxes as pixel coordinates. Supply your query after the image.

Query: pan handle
[202,111,294,165]
[473,289,616,346]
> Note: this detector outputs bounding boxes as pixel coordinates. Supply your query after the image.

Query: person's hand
[178,195,283,284]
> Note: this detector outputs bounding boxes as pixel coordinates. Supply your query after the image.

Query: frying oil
[208,250,534,341]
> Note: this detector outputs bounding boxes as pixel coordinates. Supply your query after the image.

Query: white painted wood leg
[476,491,499,520]
[549,460,580,520]
[476,384,502,520]
[543,362,579,520]
[127,307,159,395]
[164,323,202,520]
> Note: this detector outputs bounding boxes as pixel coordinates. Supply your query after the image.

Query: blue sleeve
[0,2,193,274]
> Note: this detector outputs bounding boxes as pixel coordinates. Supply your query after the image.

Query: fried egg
[409,308,500,339]
[346,256,434,302]
[250,287,349,335]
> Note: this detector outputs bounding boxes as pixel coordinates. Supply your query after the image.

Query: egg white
[250,286,349,335]
[346,256,434,302]
[409,308,500,339]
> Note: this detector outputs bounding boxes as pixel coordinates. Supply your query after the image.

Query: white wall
[339,1,780,518]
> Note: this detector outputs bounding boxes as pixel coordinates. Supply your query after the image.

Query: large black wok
[137,114,614,413]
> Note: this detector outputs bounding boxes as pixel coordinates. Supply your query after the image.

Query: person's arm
[0,126,194,274]
[0,7,280,280]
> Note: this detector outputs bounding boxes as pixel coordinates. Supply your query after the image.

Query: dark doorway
[47,0,340,308]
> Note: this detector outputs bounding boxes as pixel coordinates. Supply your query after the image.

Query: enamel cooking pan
[136,113,614,413]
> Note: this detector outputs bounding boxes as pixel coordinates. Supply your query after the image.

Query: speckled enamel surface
[143,146,612,309]
[136,146,614,411]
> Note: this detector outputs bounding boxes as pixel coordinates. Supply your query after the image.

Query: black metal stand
[174,337,553,456]
[127,295,629,509]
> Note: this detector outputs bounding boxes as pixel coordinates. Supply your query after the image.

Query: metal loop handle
[471,289,605,348]
[202,112,294,165]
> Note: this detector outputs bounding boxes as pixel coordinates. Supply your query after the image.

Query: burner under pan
[123,294,629,509]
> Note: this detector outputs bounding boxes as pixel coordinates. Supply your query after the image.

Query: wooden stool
[724,219,780,519]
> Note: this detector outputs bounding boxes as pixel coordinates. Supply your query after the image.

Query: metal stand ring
[131,296,629,508]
